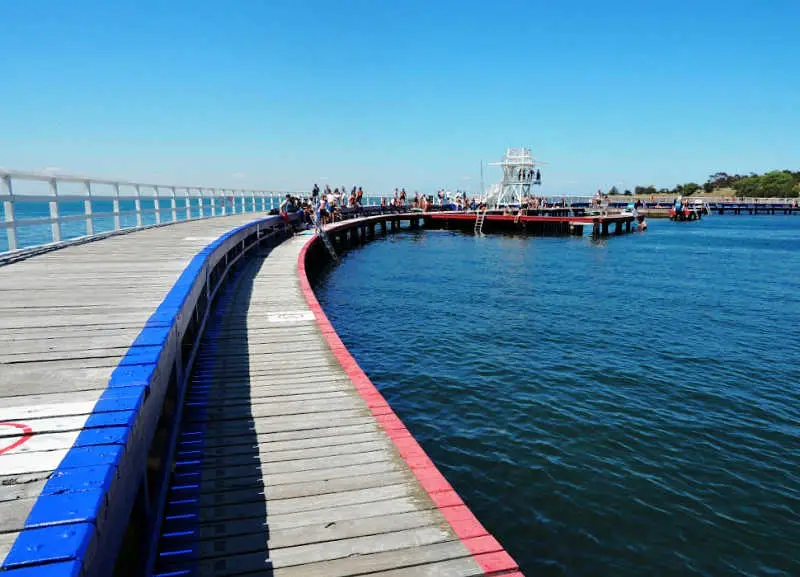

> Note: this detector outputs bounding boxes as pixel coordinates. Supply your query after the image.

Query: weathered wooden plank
[185,383,353,404]
[169,484,415,525]
[183,398,369,424]
[177,430,386,457]
[369,557,487,577]
[184,422,379,449]
[186,412,374,439]
[266,540,479,577]
[181,461,400,496]
[0,477,48,503]
[181,439,394,469]
[0,366,113,396]
[160,527,455,576]
[162,496,435,538]
[0,495,38,532]
[178,446,396,479]
[160,510,441,561]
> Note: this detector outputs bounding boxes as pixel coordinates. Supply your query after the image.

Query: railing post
[134,185,143,227]
[240,190,245,214]
[260,193,265,212]
[210,188,217,217]
[170,187,177,222]
[251,191,256,213]
[113,183,121,230]
[49,178,61,242]
[185,188,192,219]
[270,195,274,211]
[198,188,204,218]
[2,175,17,251]
[153,186,161,225]
[83,181,94,235]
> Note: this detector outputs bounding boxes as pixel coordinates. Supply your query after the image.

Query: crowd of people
[276,184,645,226]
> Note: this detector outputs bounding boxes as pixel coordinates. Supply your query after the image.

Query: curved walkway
[152,227,520,576]
[1,213,520,576]
[0,214,271,564]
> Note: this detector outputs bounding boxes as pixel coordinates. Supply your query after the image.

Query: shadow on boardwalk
[153,249,274,576]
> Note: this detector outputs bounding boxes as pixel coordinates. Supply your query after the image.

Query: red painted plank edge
[297,224,521,576]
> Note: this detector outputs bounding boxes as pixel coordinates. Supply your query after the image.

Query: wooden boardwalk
[1,213,519,575]
[0,214,270,564]
[153,229,519,576]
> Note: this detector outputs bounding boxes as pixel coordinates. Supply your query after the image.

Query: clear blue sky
[1,0,798,195]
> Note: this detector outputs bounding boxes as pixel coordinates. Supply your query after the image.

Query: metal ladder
[312,210,338,262]
[474,208,487,235]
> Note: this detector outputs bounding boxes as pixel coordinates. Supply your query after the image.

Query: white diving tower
[482,147,547,209]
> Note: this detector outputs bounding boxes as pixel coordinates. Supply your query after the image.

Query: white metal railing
[0,169,301,253]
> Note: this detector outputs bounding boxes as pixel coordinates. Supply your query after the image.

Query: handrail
[0,169,304,254]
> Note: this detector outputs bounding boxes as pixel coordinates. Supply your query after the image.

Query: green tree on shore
[732,171,797,198]
[625,170,799,198]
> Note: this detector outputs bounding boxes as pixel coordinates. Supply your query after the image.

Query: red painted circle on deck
[0,422,34,455]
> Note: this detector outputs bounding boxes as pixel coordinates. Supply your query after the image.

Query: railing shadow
[151,247,274,575]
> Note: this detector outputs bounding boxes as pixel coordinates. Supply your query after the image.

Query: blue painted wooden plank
[42,466,116,495]
[0,560,83,576]
[24,490,106,528]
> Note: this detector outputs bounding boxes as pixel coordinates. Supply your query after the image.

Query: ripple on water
[314,218,800,577]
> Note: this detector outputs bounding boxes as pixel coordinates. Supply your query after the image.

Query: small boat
[669,196,702,221]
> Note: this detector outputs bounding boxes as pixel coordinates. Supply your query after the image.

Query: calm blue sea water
[314,216,800,577]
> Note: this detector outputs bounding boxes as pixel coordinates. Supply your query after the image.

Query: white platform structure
[482,148,547,209]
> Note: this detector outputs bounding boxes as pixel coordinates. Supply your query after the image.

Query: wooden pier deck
[153,230,518,576]
[0,214,269,564]
[0,212,519,576]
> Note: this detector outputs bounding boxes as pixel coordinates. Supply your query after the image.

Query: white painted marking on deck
[0,401,96,422]
[0,430,82,455]
[0,449,69,475]
[0,415,94,438]
[266,311,315,323]
[0,422,33,456]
